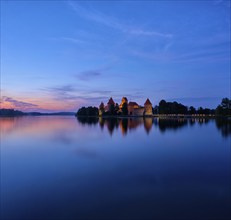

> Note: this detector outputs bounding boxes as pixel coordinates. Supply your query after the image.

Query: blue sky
[1,0,230,112]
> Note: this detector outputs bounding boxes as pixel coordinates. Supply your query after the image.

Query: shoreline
[1,114,230,119]
[76,115,231,119]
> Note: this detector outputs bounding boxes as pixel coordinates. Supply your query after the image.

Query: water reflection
[215,118,231,138]
[77,116,99,125]
[1,116,230,139]
[77,116,231,138]
[1,116,230,220]
[155,118,188,132]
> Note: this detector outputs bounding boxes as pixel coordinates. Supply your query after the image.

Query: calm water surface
[1,116,231,220]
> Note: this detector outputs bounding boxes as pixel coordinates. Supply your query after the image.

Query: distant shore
[0,109,75,117]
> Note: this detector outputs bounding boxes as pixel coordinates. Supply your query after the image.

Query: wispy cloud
[68,1,123,30]
[42,83,145,108]
[48,85,75,93]
[68,1,172,38]
[49,37,85,45]
[74,61,117,81]
[43,85,79,101]
[77,70,101,81]
[43,84,109,104]
[131,46,229,63]
[1,96,38,110]
[60,37,85,44]
[129,29,173,38]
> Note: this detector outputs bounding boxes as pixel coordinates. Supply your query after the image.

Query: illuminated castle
[99,97,153,116]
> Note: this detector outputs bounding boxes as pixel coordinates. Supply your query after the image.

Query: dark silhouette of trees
[157,100,218,115]
[159,100,168,114]
[189,106,196,114]
[158,100,187,114]
[216,98,231,116]
[197,107,204,115]
[0,109,24,117]
[121,102,128,115]
[109,104,115,115]
[152,105,158,114]
[76,106,99,117]
[115,103,119,114]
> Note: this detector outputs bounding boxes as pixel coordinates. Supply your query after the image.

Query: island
[76,97,231,118]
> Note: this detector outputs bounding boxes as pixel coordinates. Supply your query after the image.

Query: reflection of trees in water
[106,118,119,135]
[156,118,188,133]
[215,118,231,138]
[77,116,231,138]
[76,117,99,125]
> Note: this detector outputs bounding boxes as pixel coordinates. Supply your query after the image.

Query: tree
[221,98,230,109]
[115,103,119,115]
[189,106,196,114]
[159,100,167,114]
[76,106,98,116]
[109,104,115,115]
[216,98,231,116]
[197,107,204,115]
[121,102,128,115]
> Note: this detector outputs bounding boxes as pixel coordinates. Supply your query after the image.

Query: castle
[99,97,153,116]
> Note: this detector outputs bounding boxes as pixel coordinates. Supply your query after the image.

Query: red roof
[144,98,152,105]
[128,102,139,107]
[107,97,115,105]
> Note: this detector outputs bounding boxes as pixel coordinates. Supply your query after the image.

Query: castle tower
[99,102,105,116]
[144,98,153,116]
[119,97,128,109]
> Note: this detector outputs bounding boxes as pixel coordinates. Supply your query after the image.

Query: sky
[0,0,230,112]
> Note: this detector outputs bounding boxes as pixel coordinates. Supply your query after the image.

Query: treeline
[156,100,215,115]
[76,106,99,116]
[156,98,230,116]
[0,109,25,117]
[0,109,76,117]
[215,98,231,116]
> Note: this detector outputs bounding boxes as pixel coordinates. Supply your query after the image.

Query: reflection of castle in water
[99,117,149,135]
[76,117,231,137]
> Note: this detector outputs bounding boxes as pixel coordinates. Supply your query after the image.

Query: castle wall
[133,108,144,116]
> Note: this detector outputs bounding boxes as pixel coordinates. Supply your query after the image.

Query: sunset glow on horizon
[1,0,230,112]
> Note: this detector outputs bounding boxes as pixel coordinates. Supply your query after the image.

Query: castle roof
[128,102,139,107]
[107,97,115,105]
[144,98,152,105]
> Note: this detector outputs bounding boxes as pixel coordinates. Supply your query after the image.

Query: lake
[1,116,231,220]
